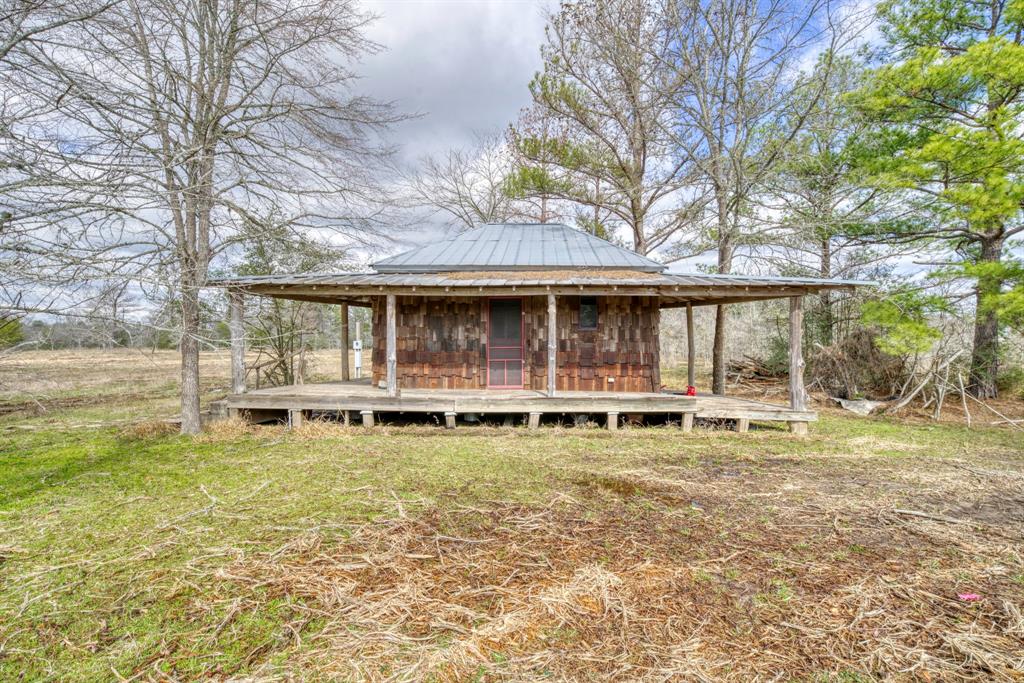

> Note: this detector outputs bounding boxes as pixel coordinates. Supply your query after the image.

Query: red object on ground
[686,385,697,396]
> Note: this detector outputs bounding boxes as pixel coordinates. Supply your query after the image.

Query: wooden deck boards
[224,380,816,425]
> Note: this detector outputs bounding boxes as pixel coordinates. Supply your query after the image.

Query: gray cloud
[360,0,550,166]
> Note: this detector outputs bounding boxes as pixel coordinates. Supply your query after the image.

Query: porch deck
[221,379,815,432]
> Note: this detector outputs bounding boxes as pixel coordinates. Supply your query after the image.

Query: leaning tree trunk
[968,236,1004,399]
[179,267,203,434]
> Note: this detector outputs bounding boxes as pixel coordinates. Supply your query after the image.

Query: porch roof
[208,269,871,307]
[372,223,667,273]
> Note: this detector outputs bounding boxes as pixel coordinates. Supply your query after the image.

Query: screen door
[487,298,523,388]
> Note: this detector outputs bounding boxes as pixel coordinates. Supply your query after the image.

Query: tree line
[2,0,1023,434]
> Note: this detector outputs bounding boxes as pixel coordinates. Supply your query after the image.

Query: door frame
[485,296,525,389]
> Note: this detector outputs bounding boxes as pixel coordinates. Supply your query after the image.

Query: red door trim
[485,296,525,389]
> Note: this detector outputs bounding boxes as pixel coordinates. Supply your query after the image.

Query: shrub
[0,319,24,348]
[997,367,1024,399]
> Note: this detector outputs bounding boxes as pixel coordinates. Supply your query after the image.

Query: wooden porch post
[228,289,246,395]
[686,302,695,388]
[547,293,557,397]
[339,303,350,381]
[789,296,808,435]
[386,294,398,398]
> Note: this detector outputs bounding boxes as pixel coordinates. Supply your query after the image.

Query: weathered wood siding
[370,296,485,389]
[371,295,660,392]
[530,295,661,392]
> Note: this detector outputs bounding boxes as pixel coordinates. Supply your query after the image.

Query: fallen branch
[885,350,963,414]
[957,372,971,428]
[892,509,972,526]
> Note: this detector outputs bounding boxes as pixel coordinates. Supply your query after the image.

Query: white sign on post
[352,339,363,378]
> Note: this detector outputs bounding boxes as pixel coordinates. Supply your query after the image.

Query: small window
[579,296,598,330]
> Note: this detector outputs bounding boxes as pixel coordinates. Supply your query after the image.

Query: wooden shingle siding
[371,295,660,392]
[526,295,660,393]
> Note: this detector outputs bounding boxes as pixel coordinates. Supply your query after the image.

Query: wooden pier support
[547,294,557,397]
[444,411,456,429]
[360,410,374,428]
[789,296,808,435]
[735,418,750,433]
[528,412,541,429]
[607,412,619,431]
[686,302,695,389]
[681,412,694,433]
[340,303,350,381]
[289,409,304,428]
[385,294,398,398]
[229,289,246,395]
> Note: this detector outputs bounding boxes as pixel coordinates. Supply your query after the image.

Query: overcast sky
[350,0,1019,277]
[360,0,552,167]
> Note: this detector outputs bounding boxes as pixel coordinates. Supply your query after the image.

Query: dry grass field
[0,348,345,421]
[1,350,1023,681]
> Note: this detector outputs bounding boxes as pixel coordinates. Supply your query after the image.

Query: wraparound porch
[218,378,816,433]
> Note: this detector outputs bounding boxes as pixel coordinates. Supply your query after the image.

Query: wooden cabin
[209,223,867,433]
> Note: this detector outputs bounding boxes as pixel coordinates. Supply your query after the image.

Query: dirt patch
[211,486,1024,681]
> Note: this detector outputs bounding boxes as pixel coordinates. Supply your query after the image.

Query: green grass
[0,429,552,679]
[1,399,1023,679]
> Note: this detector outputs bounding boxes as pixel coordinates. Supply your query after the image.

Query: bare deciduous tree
[0,0,117,64]
[1,0,122,323]
[662,0,848,393]
[7,0,400,432]
[406,133,530,230]
[759,54,917,347]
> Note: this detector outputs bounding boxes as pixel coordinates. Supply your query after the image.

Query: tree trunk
[968,237,1003,399]
[711,304,727,394]
[179,272,202,434]
[631,204,646,254]
[711,226,733,395]
[820,237,833,346]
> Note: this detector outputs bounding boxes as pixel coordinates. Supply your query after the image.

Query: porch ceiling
[207,270,871,307]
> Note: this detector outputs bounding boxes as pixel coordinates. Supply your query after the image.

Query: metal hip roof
[371,223,668,273]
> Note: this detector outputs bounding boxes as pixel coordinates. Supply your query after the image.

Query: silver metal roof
[371,223,667,273]
[210,271,873,289]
